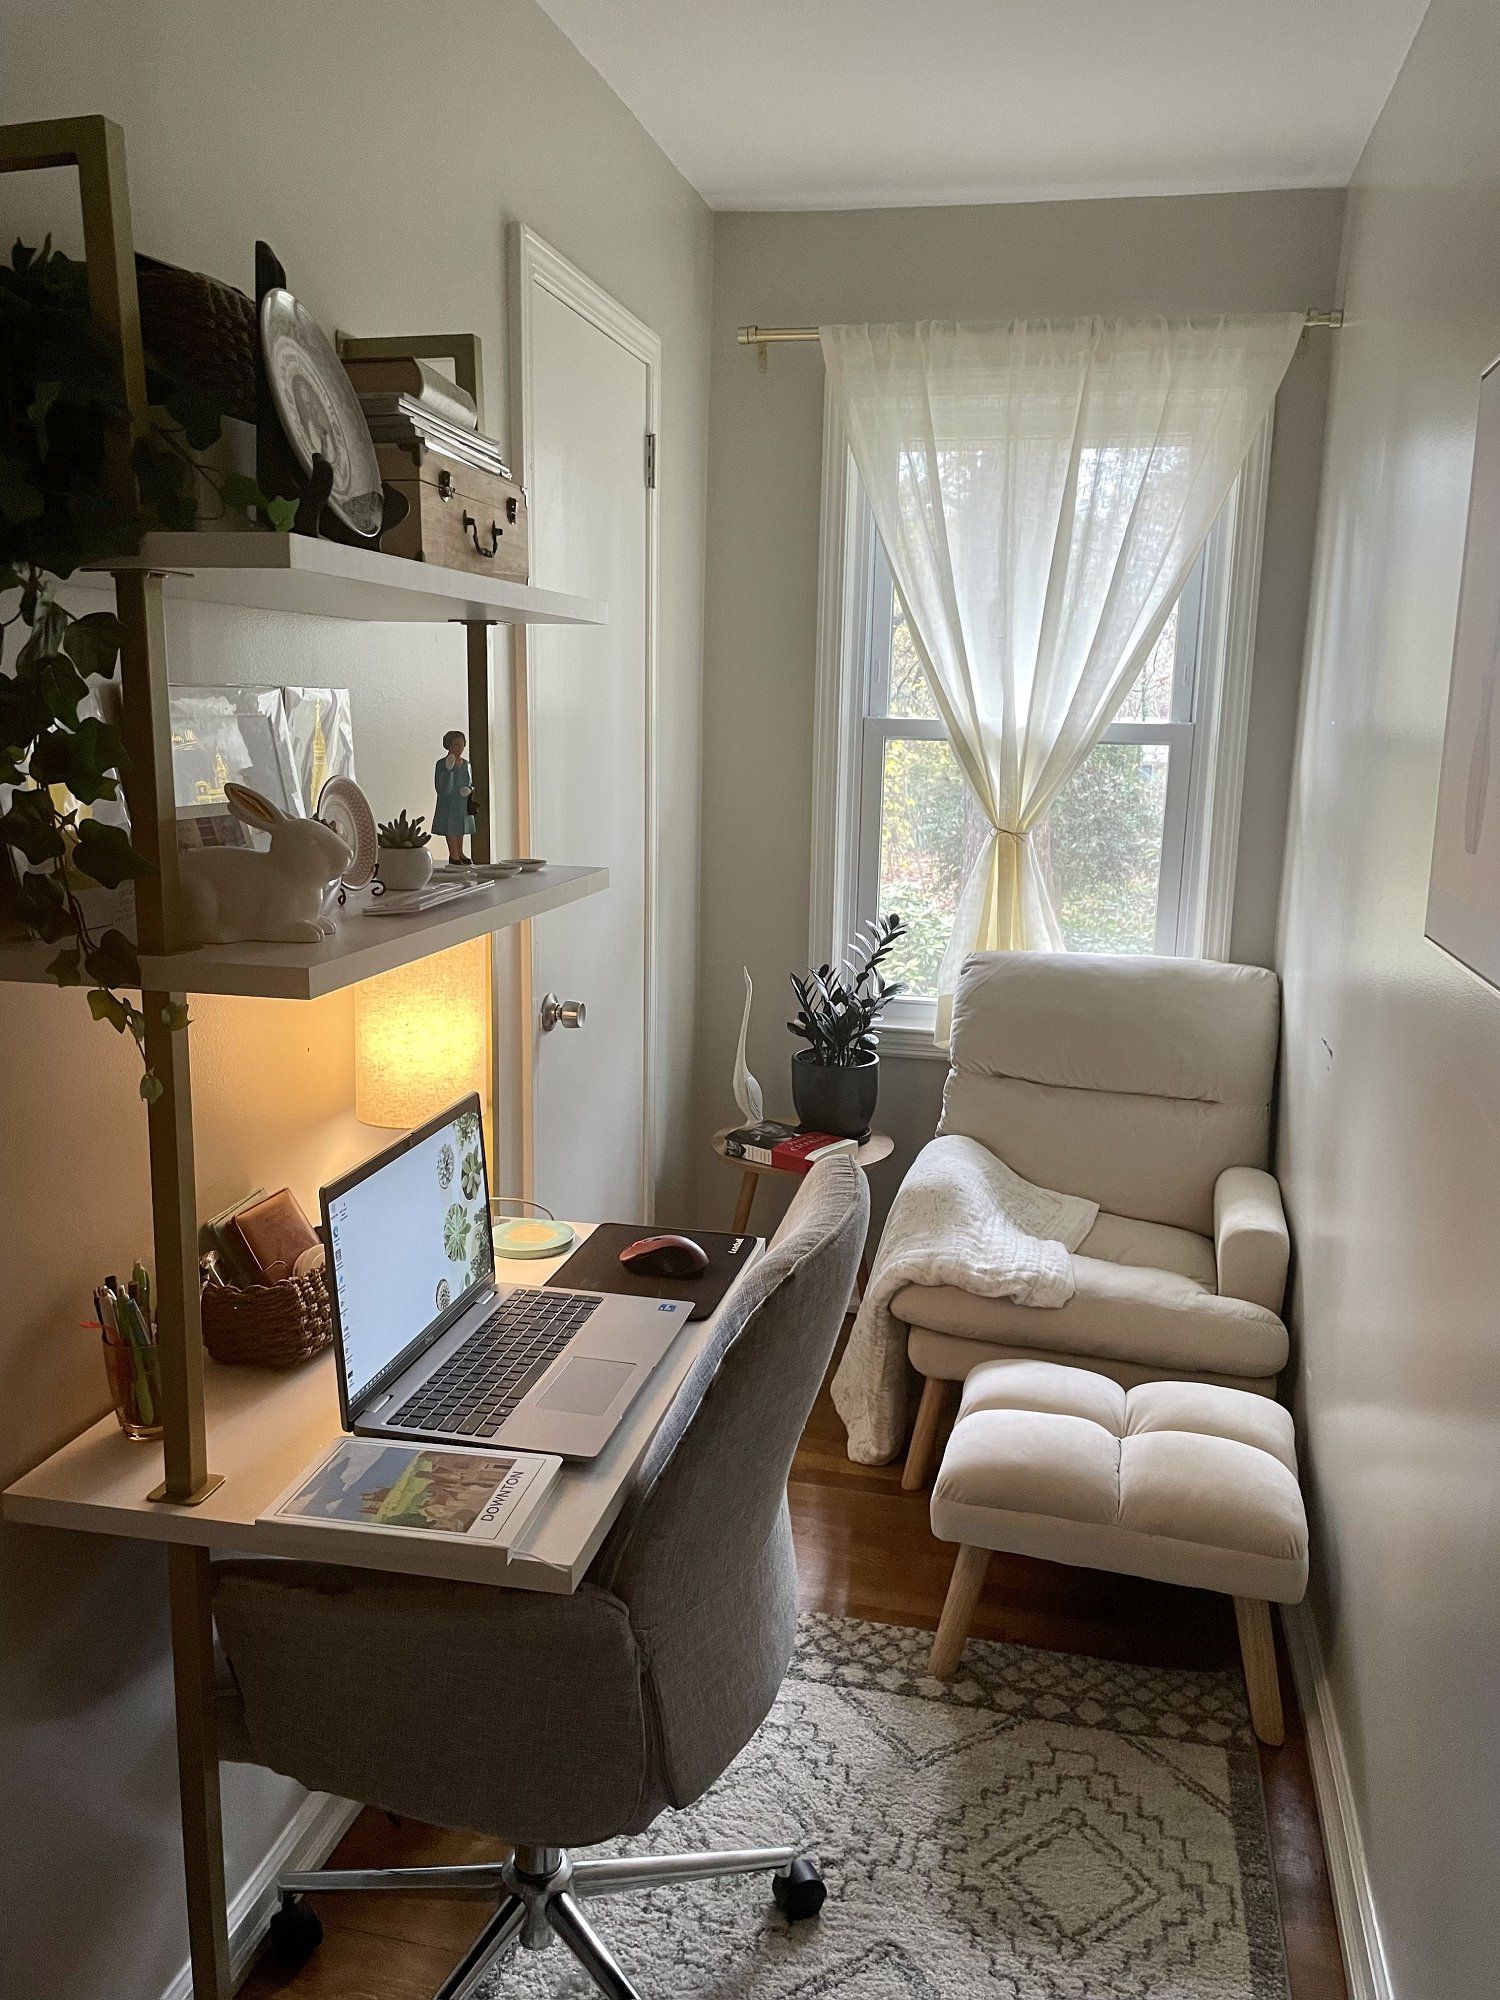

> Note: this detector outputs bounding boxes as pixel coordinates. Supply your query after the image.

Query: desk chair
[214,1156,868,2000]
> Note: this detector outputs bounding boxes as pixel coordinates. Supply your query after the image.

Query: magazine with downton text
[261,1435,561,1552]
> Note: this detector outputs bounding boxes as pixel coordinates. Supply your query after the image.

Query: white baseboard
[161,1791,360,2000]
[1282,1603,1394,2000]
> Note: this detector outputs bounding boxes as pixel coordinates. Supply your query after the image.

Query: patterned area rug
[480,1612,1288,1999]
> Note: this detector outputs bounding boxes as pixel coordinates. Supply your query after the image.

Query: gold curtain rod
[737,310,1343,369]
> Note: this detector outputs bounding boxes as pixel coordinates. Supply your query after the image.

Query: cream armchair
[898,952,1290,1490]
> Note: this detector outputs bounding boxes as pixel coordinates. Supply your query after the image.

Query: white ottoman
[927,1359,1309,1744]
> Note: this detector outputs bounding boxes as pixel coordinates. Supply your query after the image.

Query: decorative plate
[259,288,384,537]
[316,775,378,889]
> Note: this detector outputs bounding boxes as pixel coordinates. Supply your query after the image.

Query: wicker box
[376,443,529,581]
[201,1265,333,1368]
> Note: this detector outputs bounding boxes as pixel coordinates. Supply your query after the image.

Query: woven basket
[136,254,258,424]
[201,1265,333,1368]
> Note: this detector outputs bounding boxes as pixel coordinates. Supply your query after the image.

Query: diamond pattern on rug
[478,1613,1287,2000]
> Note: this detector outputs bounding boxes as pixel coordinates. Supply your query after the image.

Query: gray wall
[1274,1,1500,1993]
[0,6,711,1997]
[693,191,1344,1239]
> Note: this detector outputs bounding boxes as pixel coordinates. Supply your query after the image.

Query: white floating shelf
[87,532,606,626]
[0,865,607,1000]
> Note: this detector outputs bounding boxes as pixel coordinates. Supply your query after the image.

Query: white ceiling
[535,0,1428,211]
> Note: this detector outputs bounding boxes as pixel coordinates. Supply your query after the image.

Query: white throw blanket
[832,1136,1099,1465]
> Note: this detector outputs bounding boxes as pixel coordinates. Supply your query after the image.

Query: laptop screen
[325,1101,495,1409]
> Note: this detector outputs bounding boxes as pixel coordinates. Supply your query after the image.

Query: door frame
[506,223,662,1216]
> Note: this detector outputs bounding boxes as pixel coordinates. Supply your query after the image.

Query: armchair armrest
[1214,1167,1289,1314]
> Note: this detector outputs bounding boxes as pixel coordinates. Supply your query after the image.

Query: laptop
[321,1094,693,1459]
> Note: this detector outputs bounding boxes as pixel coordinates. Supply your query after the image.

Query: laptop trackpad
[535,1357,634,1416]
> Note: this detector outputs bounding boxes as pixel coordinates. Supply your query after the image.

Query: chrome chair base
[276,1840,822,2000]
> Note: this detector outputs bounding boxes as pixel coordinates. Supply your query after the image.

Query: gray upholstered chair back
[940,951,1280,1234]
[213,1156,867,1848]
[591,1153,868,1804]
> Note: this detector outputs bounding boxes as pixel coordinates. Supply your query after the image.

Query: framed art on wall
[1427,354,1500,989]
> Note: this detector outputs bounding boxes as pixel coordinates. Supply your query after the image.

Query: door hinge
[645,431,657,490]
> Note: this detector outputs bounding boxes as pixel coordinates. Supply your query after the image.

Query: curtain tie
[994,826,1029,843]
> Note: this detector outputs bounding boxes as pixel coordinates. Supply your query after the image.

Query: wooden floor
[241,1367,1348,2000]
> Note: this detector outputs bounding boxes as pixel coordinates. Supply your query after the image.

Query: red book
[765,1132,859,1174]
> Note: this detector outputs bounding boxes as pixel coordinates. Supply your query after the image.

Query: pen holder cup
[103,1333,164,1440]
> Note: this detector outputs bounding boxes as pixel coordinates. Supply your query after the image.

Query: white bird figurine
[732,966,764,1125]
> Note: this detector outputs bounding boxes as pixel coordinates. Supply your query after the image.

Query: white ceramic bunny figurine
[178,783,351,945]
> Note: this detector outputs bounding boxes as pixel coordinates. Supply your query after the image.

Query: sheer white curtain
[820,315,1303,1036]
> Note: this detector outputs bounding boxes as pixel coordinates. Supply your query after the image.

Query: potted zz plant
[787,912,907,1140]
[376,810,434,892]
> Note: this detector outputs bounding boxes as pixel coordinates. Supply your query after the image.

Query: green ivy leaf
[88,986,131,1032]
[160,385,224,452]
[27,725,78,786]
[265,494,298,533]
[62,716,125,804]
[0,794,64,863]
[73,816,149,887]
[85,926,141,990]
[38,657,89,725]
[45,945,83,986]
[62,610,122,680]
[17,870,72,941]
[160,1000,190,1033]
[140,1070,164,1103]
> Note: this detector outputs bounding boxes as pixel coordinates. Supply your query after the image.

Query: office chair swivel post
[276,1840,824,2000]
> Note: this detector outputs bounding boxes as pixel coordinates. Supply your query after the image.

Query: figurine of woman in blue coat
[433,729,475,865]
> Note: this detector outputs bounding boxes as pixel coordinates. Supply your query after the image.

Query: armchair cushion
[1214,1167,1290,1314]
[890,1209,1288,1380]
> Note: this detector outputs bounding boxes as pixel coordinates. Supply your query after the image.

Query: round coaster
[493,1217,576,1260]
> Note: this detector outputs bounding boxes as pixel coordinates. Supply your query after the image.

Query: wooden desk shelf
[0,865,608,999]
[86,531,606,626]
[4,1231,757,1596]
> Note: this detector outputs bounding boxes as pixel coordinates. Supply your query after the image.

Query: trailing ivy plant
[0,237,294,1099]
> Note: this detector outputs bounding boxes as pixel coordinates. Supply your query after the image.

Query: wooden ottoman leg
[1234,1597,1285,1746]
[930,1545,991,1678]
[902,1376,954,1492]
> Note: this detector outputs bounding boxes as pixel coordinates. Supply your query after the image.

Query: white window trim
[809,390,1275,1057]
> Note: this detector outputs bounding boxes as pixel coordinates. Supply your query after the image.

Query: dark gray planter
[791,1050,879,1141]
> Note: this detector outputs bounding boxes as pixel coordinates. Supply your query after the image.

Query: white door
[510,230,658,1222]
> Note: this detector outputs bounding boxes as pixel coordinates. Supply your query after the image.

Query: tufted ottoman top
[930,1359,1308,1605]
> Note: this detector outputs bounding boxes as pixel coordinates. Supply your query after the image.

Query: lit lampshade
[355,937,490,1129]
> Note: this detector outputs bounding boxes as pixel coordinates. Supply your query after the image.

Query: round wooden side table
[712,1126,895,1297]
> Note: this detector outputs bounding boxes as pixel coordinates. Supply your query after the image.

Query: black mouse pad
[544,1224,761,1320]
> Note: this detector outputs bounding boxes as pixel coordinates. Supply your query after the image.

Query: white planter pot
[376,846,434,893]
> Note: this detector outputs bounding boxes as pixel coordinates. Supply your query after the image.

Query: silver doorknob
[540,992,587,1032]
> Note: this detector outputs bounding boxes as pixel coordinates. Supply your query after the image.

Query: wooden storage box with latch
[375,443,530,581]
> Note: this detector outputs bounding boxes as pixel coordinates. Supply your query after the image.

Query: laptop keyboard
[388,1290,603,1436]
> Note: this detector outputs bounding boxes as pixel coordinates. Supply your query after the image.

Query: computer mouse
[619,1233,710,1279]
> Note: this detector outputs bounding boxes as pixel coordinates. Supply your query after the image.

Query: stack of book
[721,1123,859,1173]
[342,356,514,481]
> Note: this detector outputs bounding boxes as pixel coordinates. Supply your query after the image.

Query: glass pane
[876,736,986,995]
[1037,741,1169,954]
[885,589,940,719]
[1114,605,1178,721]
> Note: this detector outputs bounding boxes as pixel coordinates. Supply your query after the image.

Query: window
[811,408,1272,1047]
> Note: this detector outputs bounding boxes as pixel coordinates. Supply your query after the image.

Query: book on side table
[722,1126,859,1173]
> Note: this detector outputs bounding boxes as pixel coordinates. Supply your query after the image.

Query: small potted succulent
[376,810,433,892]
[787,913,907,1139]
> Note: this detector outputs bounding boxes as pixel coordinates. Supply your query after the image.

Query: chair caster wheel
[267,1894,324,1966]
[773,1857,826,1922]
